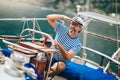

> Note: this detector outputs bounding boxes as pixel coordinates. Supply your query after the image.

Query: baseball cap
[72,16,84,27]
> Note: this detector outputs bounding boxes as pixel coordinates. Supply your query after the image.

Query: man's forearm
[47,14,67,28]
[47,14,72,22]
[56,41,72,60]
[47,14,64,21]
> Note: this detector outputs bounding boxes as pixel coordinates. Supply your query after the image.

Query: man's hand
[53,40,59,47]
[63,16,73,23]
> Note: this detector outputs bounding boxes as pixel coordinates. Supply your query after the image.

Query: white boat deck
[0,66,23,80]
[0,62,25,80]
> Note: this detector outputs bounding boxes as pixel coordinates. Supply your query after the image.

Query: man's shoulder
[55,21,68,32]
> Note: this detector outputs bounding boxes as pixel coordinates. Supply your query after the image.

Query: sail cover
[59,61,117,80]
[79,12,120,25]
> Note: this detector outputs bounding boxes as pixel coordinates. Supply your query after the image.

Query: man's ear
[78,27,82,33]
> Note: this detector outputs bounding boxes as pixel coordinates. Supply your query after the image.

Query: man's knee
[52,62,66,72]
[58,62,66,71]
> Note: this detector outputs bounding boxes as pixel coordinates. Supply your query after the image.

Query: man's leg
[48,62,66,77]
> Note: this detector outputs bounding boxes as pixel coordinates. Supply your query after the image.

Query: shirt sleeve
[70,44,82,54]
[54,21,67,33]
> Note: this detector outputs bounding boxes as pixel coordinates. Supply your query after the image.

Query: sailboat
[0,7,120,80]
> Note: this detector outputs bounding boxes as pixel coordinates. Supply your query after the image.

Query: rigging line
[21,34,33,38]
[115,0,120,76]
[26,20,31,35]
[86,31,120,43]
[35,20,44,38]
[35,19,41,31]
[27,20,30,29]
[115,0,119,48]
[0,18,47,21]
[22,18,26,32]
[31,18,36,41]
[22,18,31,36]
[33,18,36,30]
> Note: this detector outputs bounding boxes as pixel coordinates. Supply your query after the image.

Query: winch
[4,53,37,79]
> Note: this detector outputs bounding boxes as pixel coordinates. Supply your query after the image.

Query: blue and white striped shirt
[53,21,82,61]
[53,22,81,63]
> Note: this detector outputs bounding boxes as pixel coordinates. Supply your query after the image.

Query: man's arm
[47,14,72,28]
[47,14,75,60]
[53,40,75,60]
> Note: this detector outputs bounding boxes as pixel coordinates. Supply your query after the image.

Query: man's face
[69,21,82,34]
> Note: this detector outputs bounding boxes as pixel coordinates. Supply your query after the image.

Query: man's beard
[69,28,76,34]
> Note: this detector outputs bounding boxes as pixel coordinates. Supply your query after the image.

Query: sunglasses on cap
[70,21,83,27]
[72,17,84,26]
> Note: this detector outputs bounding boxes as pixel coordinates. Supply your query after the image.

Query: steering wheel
[42,36,52,48]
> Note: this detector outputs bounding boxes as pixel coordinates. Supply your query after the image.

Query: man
[47,14,84,76]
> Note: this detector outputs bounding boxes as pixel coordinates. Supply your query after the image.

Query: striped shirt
[53,21,82,62]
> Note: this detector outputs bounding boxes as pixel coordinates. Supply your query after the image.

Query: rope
[34,19,45,39]
[115,0,120,48]
[0,18,47,21]
[35,20,41,31]
[115,0,120,76]
[22,34,33,38]
[22,17,26,31]
[31,18,42,41]
[21,17,32,39]
[86,31,120,43]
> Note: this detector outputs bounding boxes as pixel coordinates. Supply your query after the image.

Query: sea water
[0,2,119,74]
